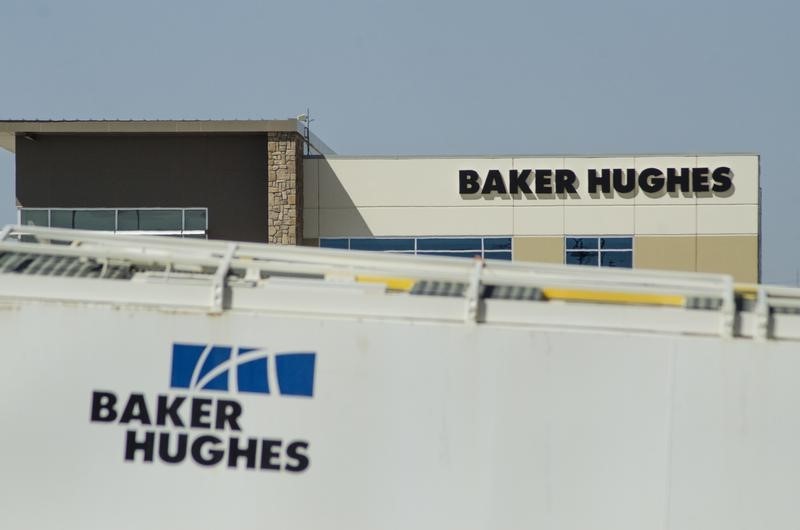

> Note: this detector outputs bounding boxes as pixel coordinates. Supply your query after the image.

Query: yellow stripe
[356,275,416,292]
[734,284,759,299]
[542,288,685,306]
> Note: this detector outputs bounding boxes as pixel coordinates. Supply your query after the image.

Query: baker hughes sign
[89,343,314,473]
[459,167,733,196]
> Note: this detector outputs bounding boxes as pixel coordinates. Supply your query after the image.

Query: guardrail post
[719,276,735,338]
[211,243,237,313]
[464,258,484,323]
[754,287,769,341]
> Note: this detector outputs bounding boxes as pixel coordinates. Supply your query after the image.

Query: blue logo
[170,343,315,397]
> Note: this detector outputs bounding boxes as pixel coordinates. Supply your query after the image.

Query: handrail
[2,225,799,341]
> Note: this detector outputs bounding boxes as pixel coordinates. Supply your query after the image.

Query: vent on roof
[0,252,133,279]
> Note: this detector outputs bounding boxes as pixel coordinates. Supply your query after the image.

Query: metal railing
[0,225,798,341]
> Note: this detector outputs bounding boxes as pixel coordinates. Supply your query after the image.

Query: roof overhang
[0,119,304,153]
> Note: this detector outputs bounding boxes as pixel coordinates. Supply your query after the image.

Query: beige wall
[513,237,564,264]
[304,154,759,239]
[696,235,759,283]
[635,236,696,272]
[304,155,760,281]
[635,235,758,283]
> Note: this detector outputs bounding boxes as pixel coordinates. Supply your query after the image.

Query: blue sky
[2,0,798,284]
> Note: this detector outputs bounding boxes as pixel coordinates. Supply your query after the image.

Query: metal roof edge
[0,119,304,135]
[314,152,760,160]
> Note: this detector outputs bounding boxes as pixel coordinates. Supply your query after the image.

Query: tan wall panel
[303,208,319,238]
[318,206,513,237]
[696,235,758,283]
[513,205,564,235]
[564,205,634,235]
[634,236,696,272]
[302,158,319,209]
[634,205,697,235]
[513,236,564,264]
[696,205,758,235]
[318,157,515,208]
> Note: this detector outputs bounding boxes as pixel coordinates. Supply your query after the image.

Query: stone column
[267,132,304,245]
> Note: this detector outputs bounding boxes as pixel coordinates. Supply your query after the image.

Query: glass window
[320,236,513,261]
[50,210,75,228]
[350,238,414,251]
[566,237,598,250]
[566,251,599,266]
[138,209,182,231]
[117,210,140,231]
[565,236,632,268]
[320,238,348,249]
[73,210,115,231]
[417,238,481,251]
[184,209,207,231]
[600,237,632,250]
[484,237,512,250]
[485,251,512,261]
[601,251,632,268]
[20,209,48,227]
[418,251,481,258]
[19,207,207,237]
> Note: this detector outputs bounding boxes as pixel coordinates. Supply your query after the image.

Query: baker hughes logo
[170,344,315,396]
[89,343,315,473]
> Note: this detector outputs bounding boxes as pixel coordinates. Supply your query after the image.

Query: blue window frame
[319,237,513,261]
[565,236,632,268]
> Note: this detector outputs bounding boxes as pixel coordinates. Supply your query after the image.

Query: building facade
[0,120,760,282]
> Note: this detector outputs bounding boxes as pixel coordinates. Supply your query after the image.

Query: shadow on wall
[304,157,372,240]
[0,150,15,224]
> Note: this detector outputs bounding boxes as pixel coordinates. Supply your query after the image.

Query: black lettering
[190,398,213,429]
[227,437,258,469]
[481,169,507,194]
[613,169,636,194]
[158,432,187,464]
[666,168,691,193]
[156,395,185,427]
[692,167,710,192]
[458,170,480,194]
[125,430,154,462]
[90,391,118,422]
[119,393,151,425]
[508,169,532,194]
[554,169,577,194]
[191,435,224,466]
[285,441,310,473]
[639,168,665,193]
[260,439,283,471]
[712,166,732,192]
[215,400,242,431]
[534,169,553,194]
[588,169,610,194]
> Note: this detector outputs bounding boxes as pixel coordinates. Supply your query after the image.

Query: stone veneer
[266,132,304,244]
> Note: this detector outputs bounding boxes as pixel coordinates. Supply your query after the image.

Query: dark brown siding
[16,133,268,242]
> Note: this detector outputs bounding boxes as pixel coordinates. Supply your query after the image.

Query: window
[565,236,632,268]
[320,237,512,261]
[18,208,208,238]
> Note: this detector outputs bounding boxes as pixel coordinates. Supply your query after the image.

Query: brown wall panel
[513,236,564,263]
[634,236,697,272]
[696,235,759,283]
[16,133,268,242]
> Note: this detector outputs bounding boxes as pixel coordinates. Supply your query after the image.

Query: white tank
[0,225,798,530]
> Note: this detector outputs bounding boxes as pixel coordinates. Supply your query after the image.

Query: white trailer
[0,225,798,530]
